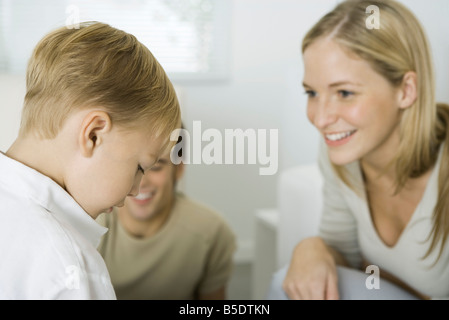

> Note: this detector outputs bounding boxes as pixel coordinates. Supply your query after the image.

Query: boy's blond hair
[21,21,180,145]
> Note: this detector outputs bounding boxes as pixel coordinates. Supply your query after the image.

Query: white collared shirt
[0,152,116,299]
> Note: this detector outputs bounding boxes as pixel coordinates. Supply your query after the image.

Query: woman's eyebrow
[328,80,362,88]
[302,80,362,88]
[302,82,312,88]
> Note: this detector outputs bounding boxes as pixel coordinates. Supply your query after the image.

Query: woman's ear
[175,162,185,182]
[79,110,112,157]
[397,71,418,109]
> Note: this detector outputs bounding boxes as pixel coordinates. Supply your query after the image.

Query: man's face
[122,150,182,221]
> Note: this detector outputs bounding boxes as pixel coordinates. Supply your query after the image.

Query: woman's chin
[328,151,359,167]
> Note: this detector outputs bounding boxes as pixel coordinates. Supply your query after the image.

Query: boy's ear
[397,71,417,109]
[79,110,112,157]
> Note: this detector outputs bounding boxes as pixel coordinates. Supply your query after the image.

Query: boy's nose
[128,177,143,197]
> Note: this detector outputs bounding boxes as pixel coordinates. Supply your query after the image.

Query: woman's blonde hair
[302,0,449,261]
[21,21,180,148]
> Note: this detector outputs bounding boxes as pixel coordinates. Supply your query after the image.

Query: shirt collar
[0,152,108,248]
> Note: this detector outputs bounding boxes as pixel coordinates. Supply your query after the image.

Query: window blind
[0,0,230,80]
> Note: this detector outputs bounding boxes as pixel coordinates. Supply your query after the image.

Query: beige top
[96,193,236,300]
[318,141,449,299]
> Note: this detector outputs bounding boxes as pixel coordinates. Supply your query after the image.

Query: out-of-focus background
[1,0,449,299]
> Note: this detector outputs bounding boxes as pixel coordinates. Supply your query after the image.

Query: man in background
[96,133,236,299]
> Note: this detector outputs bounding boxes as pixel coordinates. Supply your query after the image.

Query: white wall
[172,0,339,261]
[0,74,25,151]
[1,0,449,262]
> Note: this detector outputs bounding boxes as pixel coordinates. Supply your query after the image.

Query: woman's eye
[137,165,145,174]
[338,90,354,98]
[304,90,317,98]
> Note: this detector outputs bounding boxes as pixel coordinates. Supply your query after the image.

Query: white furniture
[252,208,279,299]
[276,163,323,269]
[252,163,323,299]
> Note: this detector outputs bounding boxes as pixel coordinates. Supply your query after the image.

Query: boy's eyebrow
[146,155,160,168]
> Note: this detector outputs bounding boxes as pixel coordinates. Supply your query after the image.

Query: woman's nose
[311,98,338,130]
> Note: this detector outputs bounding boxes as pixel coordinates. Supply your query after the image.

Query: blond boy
[0,22,180,299]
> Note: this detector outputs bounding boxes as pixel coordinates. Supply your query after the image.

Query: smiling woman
[302,38,409,166]
[269,0,449,300]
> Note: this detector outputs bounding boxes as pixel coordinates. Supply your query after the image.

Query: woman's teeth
[134,192,154,200]
[325,130,356,141]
